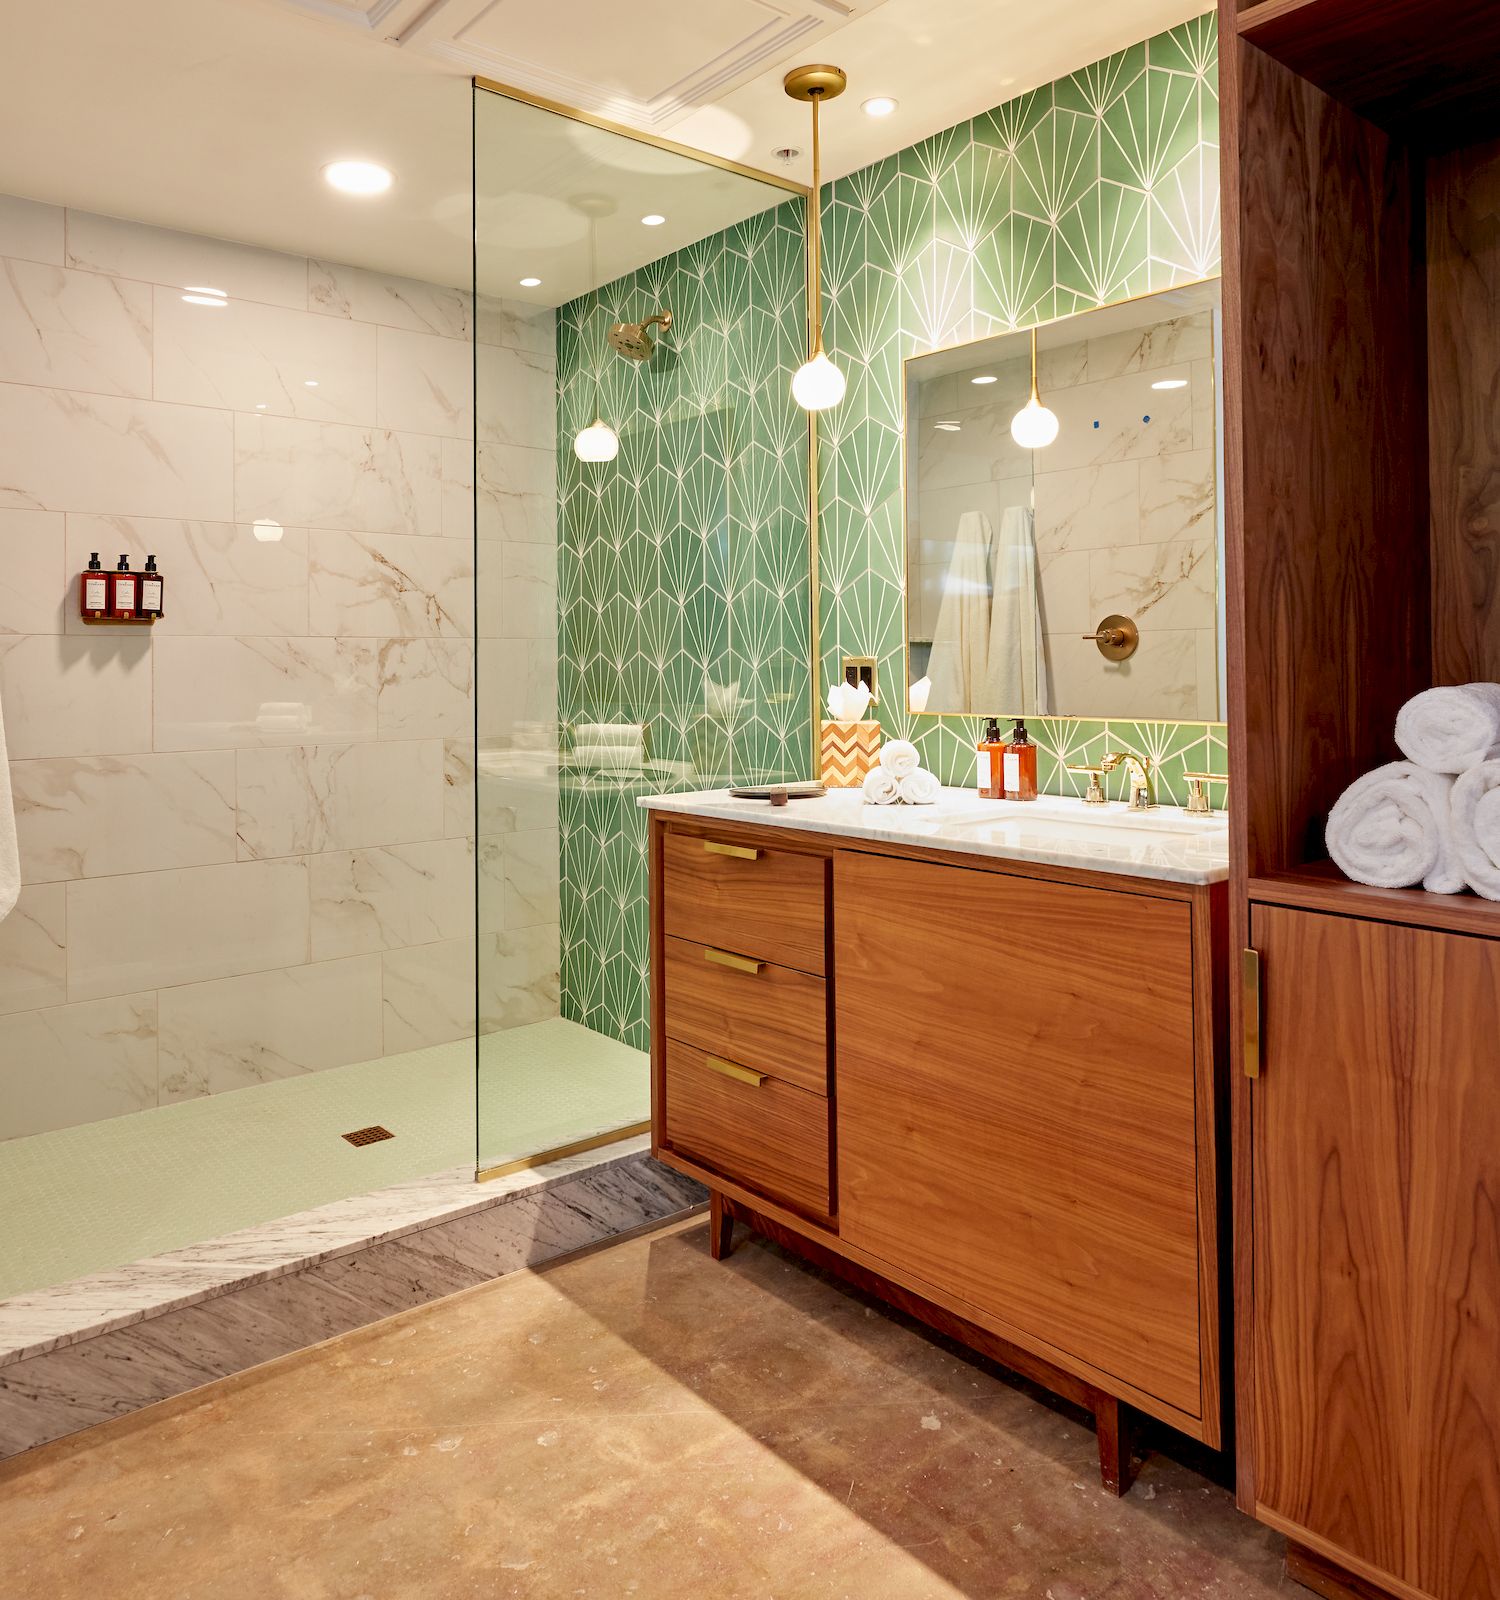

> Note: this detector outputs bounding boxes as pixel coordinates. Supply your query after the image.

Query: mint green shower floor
[0,1019,649,1300]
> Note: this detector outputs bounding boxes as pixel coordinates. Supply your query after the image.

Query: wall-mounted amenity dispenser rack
[79,552,165,625]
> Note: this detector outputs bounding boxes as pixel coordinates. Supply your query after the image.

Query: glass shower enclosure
[472,84,812,1177]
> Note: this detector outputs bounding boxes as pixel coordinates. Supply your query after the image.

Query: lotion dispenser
[1003,718,1038,801]
[977,717,1005,799]
[80,552,108,620]
[108,554,139,620]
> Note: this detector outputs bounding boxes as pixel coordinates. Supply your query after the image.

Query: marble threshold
[640,786,1229,885]
[0,1135,658,1369]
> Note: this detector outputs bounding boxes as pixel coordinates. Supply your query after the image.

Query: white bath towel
[878,738,920,780]
[1450,761,1500,899]
[1326,761,1463,893]
[898,768,941,806]
[926,510,994,713]
[986,504,1050,715]
[0,683,16,923]
[862,767,900,805]
[1394,683,1500,774]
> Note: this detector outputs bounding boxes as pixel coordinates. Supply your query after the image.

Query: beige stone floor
[0,1216,1293,1600]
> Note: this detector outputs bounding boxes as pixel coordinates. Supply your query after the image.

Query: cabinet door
[1251,905,1500,1599]
[834,852,1202,1419]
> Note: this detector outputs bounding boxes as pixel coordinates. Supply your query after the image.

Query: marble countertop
[639,786,1229,885]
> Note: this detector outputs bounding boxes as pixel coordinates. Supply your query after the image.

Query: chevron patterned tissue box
[820,720,882,788]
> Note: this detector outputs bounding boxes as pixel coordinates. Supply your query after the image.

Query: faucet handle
[1065,763,1106,805]
[1181,771,1228,816]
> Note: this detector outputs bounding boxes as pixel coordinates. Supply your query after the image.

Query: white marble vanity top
[639,786,1228,885]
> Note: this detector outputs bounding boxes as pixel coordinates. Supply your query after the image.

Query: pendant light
[784,65,847,413]
[573,196,619,463]
[1010,327,1059,449]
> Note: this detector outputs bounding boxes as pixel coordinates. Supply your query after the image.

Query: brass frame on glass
[896,272,1224,728]
[470,78,819,1180]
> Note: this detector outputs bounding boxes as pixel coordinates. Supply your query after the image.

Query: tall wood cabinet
[1221,2,1500,1596]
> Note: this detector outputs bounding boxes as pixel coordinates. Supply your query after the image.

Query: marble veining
[640,787,1228,884]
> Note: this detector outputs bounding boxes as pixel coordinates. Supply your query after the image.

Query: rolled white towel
[879,738,920,780]
[1450,761,1500,899]
[862,767,900,806]
[1326,761,1463,893]
[1394,684,1500,773]
[898,768,941,806]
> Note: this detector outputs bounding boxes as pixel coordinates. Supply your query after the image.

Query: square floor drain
[342,1125,394,1148]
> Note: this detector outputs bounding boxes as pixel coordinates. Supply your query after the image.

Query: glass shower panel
[473,84,810,1175]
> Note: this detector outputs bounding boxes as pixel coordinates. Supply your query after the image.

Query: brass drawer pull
[704,946,763,975]
[704,1055,767,1087]
[703,840,760,861]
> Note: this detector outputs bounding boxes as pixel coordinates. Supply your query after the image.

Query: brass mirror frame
[898,272,1224,727]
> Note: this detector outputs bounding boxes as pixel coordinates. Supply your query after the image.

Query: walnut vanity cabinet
[648,812,1228,1493]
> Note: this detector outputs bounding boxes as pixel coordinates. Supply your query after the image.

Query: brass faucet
[1182,771,1228,816]
[1101,749,1154,810]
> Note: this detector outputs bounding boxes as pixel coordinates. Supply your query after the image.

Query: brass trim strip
[704,946,764,975]
[703,840,760,860]
[705,1055,767,1087]
[1242,948,1261,1079]
[475,1120,652,1184]
[472,77,810,197]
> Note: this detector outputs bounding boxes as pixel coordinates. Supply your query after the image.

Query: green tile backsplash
[556,12,1226,1044]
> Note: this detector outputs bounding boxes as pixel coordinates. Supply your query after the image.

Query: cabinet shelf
[1235,0,1500,142]
[1250,862,1500,940]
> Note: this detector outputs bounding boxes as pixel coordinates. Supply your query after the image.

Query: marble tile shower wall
[0,193,559,1142]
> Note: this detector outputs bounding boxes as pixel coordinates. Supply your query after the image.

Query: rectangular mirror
[904,279,1222,722]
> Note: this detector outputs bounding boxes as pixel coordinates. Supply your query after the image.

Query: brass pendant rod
[1029,326,1040,403]
[809,91,823,354]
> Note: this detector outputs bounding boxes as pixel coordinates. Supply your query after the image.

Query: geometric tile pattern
[816,14,1227,803]
[556,201,811,1045]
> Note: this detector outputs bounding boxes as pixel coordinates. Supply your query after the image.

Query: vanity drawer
[663,936,827,1095]
[662,829,826,975]
[663,1040,831,1220]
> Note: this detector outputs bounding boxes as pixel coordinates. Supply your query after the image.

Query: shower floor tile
[0,1019,648,1300]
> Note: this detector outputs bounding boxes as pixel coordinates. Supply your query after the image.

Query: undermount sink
[935,794,1227,838]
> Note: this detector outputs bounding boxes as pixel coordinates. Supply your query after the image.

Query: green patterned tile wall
[556,204,811,1045]
[817,11,1227,806]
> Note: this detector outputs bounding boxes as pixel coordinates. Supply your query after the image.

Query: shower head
[608,311,672,360]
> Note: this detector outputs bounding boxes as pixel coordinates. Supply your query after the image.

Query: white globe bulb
[1009,396,1059,449]
[791,350,846,412]
[574,420,619,462]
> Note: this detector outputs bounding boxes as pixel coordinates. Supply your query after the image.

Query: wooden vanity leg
[708,1190,735,1260]
[1093,1393,1136,1496]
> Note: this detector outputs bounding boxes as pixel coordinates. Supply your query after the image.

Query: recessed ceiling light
[251,518,284,544]
[862,96,898,117]
[971,374,998,386]
[934,421,961,432]
[181,285,227,307]
[323,160,392,196]
[1151,378,1189,390]
[641,214,666,227]
[519,277,542,288]
[304,379,319,388]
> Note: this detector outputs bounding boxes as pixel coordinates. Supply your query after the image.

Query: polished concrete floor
[0,1215,1292,1599]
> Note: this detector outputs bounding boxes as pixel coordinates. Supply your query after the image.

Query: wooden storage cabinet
[1248,905,1500,1600]
[650,811,1228,1491]
[836,852,1205,1422]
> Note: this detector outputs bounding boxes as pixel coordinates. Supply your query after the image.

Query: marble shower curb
[0,1138,705,1459]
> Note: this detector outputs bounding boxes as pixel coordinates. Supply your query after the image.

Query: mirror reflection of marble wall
[906,281,1222,722]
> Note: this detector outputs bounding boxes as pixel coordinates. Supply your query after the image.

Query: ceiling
[0,0,1206,293]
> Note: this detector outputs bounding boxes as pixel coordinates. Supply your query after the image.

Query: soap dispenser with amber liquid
[108,554,139,620]
[1003,718,1038,801]
[977,717,1006,799]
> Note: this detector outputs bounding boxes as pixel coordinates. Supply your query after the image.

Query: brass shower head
[608,311,672,360]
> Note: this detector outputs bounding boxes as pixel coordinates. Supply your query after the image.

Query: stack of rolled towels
[1328,683,1500,897]
[862,739,941,806]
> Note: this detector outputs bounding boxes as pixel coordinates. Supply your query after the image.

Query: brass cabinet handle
[704,947,763,975]
[704,1055,767,1087]
[1242,948,1261,1079]
[703,840,760,860]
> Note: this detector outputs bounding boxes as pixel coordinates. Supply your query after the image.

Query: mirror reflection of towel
[926,507,1049,714]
